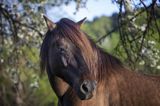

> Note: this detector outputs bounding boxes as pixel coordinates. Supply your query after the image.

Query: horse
[40,15,160,106]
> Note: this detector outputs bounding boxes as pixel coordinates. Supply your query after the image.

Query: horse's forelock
[56,19,98,77]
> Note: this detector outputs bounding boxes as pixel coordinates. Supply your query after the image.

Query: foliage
[82,16,120,53]
[115,0,160,73]
[0,0,91,105]
[95,0,160,73]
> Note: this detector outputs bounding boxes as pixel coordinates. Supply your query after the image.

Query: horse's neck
[107,69,160,106]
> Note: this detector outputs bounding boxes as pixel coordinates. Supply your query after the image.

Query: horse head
[40,15,97,100]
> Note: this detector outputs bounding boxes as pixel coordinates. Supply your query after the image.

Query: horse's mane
[40,18,124,81]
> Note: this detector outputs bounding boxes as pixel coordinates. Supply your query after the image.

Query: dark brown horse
[40,15,160,106]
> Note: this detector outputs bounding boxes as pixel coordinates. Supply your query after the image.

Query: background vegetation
[0,0,160,106]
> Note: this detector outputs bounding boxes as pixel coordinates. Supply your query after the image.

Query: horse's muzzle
[79,80,97,100]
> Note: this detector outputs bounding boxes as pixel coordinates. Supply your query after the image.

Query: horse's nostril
[79,80,97,100]
[82,83,89,93]
[80,80,91,94]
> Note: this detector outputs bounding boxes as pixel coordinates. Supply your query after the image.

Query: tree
[0,0,87,105]
[96,0,160,73]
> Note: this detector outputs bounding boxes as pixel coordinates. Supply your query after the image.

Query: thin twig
[96,3,155,43]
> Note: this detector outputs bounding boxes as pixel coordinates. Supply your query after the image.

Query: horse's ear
[43,14,56,31]
[77,17,87,27]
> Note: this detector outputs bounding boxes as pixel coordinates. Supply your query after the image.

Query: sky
[46,0,119,22]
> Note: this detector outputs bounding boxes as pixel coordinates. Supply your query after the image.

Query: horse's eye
[58,48,68,67]
[59,47,65,53]
[61,56,68,67]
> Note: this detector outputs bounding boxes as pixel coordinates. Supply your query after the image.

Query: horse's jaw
[53,76,70,97]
